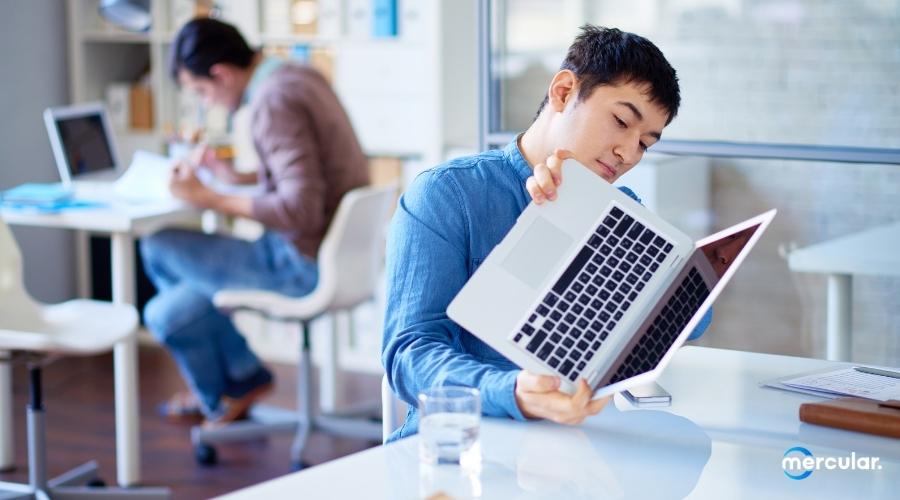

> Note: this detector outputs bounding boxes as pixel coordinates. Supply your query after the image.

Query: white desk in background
[220,347,899,499]
[0,199,199,487]
[788,221,900,361]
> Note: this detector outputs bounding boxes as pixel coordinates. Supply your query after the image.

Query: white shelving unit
[65,0,480,378]
[65,0,479,170]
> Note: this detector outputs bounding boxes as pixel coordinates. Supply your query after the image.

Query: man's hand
[189,144,242,184]
[525,149,574,204]
[514,371,611,425]
[169,161,215,207]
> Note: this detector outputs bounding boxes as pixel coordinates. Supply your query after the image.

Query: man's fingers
[525,177,545,204]
[519,371,560,393]
[571,379,592,409]
[546,149,574,185]
[587,394,612,414]
[533,164,557,200]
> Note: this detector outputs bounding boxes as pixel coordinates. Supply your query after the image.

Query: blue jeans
[141,229,318,415]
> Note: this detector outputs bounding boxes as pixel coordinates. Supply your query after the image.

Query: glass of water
[418,386,481,468]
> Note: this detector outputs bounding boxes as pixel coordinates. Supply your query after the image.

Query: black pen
[854,366,900,379]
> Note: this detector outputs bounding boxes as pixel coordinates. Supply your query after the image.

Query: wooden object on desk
[800,397,900,438]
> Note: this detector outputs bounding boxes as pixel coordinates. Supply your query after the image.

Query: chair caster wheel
[86,478,106,488]
[195,443,218,466]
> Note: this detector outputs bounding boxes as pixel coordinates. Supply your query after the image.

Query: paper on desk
[113,150,174,202]
[781,367,900,401]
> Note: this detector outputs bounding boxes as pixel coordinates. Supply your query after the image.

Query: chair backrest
[311,184,397,311]
[0,216,43,331]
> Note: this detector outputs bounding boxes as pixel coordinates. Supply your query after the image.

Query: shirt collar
[242,57,283,105]
[502,135,533,185]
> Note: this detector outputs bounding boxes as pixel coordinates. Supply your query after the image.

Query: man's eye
[615,116,626,128]
[639,142,648,151]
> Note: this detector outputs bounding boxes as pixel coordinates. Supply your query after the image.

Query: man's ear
[547,70,578,113]
[208,63,232,84]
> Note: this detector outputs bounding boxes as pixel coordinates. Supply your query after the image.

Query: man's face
[549,81,670,183]
[178,68,241,111]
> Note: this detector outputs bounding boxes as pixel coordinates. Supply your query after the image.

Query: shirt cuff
[497,369,527,421]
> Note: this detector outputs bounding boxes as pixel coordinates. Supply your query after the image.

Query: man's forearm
[202,192,255,219]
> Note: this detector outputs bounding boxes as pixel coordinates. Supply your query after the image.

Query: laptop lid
[591,209,777,397]
[43,102,120,187]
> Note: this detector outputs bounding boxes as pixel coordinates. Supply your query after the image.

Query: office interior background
[0,0,898,497]
[3,0,896,368]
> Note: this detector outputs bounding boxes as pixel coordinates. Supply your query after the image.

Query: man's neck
[518,114,550,169]
[236,52,264,102]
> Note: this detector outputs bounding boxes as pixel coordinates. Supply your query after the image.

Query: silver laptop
[447,158,775,398]
[44,102,122,189]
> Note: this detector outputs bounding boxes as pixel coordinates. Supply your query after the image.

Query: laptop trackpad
[502,216,573,289]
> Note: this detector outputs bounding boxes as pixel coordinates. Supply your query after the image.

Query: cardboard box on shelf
[129,85,154,130]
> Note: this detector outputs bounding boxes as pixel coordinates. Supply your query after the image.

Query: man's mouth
[596,160,616,179]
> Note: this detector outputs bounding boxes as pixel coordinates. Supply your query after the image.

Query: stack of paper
[764,366,900,401]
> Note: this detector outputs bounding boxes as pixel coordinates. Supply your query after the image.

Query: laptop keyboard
[609,266,710,384]
[510,205,674,382]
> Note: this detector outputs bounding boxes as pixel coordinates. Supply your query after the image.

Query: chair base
[0,459,169,499]
[2,363,170,500]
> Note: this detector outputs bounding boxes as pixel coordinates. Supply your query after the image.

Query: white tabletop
[788,221,900,276]
[220,347,900,499]
[1,199,198,234]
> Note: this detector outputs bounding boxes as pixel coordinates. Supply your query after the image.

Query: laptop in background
[43,102,122,189]
[448,158,775,399]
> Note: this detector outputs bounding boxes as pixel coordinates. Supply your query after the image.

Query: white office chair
[381,374,402,444]
[195,184,396,469]
[0,216,170,499]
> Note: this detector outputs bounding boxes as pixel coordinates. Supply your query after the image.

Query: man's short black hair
[536,25,680,124]
[168,17,256,81]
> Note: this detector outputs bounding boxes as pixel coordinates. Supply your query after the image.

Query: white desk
[788,222,900,361]
[220,347,900,499]
[0,200,198,487]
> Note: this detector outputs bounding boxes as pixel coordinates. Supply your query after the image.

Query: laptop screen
[54,113,116,176]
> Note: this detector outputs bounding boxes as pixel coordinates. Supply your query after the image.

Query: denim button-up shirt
[382,139,710,442]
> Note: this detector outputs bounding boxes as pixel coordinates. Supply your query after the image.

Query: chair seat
[214,289,330,321]
[0,299,137,355]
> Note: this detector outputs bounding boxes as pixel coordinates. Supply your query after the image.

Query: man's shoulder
[413,149,508,188]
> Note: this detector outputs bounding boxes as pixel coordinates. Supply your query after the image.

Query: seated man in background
[382,25,711,441]
[142,18,368,426]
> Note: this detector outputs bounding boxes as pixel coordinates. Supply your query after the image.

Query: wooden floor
[0,344,382,499]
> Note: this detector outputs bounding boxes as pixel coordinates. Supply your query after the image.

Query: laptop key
[538,342,554,360]
[549,332,562,343]
[550,310,562,321]
[522,324,535,335]
[627,221,645,240]
[559,360,574,376]
[597,225,611,237]
[536,305,549,316]
[602,216,617,228]
[562,337,575,348]
[614,215,634,237]
[611,206,624,219]
[653,235,666,248]
[572,304,584,315]
[583,308,596,320]
[526,331,547,352]
[543,293,559,307]
[513,333,522,342]
[577,318,588,329]
[628,291,637,301]
[568,372,579,382]
[577,360,587,371]
[600,331,609,341]
[588,235,602,248]
[621,239,633,249]
[544,321,557,331]
[552,247,593,294]
[633,243,645,254]
[572,282,584,293]
[549,356,561,368]
[639,229,655,245]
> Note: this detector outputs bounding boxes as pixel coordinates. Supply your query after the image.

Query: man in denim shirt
[383,26,710,441]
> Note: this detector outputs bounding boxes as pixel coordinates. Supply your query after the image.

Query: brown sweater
[249,64,369,259]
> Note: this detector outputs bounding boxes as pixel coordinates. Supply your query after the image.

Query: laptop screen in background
[55,114,115,176]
